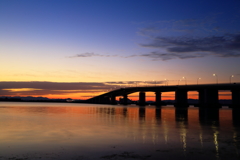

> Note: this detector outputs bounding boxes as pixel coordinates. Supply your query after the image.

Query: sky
[1,0,240,100]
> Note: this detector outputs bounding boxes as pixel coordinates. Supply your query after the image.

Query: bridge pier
[174,89,188,107]
[232,108,240,125]
[110,95,117,104]
[198,89,220,108]
[123,94,128,105]
[139,92,146,106]
[155,91,162,106]
[230,89,240,108]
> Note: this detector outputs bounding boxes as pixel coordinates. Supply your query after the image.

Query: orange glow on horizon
[2,90,232,100]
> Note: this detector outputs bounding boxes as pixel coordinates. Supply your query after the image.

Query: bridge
[85,83,240,108]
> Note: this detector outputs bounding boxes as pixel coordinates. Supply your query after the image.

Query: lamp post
[230,75,234,83]
[197,78,201,85]
[153,80,156,86]
[182,77,187,85]
[213,74,218,84]
[165,79,168,86]
[178,79,181,85]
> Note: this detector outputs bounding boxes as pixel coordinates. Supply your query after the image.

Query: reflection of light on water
[150,124,157,144]
[163,120,168,144]
[152,134,156,144]
[199,132,203,147]
[142,134,146,144]
[233,130,239,156]
[212,126,219,159]
[179,121,187,153]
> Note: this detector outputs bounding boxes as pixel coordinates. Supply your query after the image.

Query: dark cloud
[140,33,240,60]
[105,81,165,85]
[0,81,112,90]
[0,81,166,97]
[0,81,118,96]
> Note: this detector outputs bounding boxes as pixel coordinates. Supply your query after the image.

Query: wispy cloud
[0,81,118,96]
[140,34,240,60]
[68,52,137,59]
[138,16,240,60]
[0,81,115,90]
[68,52,118,58]
[0,81,167,97]
[105,81,165,85]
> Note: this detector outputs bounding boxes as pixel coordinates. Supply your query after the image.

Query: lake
[0,102,240,160]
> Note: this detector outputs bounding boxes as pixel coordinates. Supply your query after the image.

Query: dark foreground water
[0,102,240,160]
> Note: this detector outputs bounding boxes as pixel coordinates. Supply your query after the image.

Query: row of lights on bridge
[213,74,234,84]
[106,74,236,91]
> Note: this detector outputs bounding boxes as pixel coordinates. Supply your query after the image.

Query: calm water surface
[0,102,240,160]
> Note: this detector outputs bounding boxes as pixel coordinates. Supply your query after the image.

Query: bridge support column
[111,95,117,104]
[198,89,205,107]
[139,92,146,106]
[174,89,188,107]
[231,89,240,108]
[123,94,128,105]
[155,91,162,107]
[198,89,220,108]
[232,108,240,125]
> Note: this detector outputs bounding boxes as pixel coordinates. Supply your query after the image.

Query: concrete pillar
[139,92,146,106]
[123,94,128,105]
[175,89,188,107]
[111,95,116,104]
[199,89,220,108]
[232,108,240,126]
[231,89,240,108]
[198,89,205,106]
[155,91,162,106]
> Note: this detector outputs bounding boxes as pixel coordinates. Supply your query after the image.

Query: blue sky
[1,0,240,99]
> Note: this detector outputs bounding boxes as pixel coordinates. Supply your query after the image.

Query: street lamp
[165,79,168,86]
[213,74,218,84]
[230,75,234,83]
[153,80,156,86]
[182,77,187,85]
[197,78,201,85]
[178,79,181,85]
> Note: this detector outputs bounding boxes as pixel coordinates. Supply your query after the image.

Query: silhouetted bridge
[85,83,240,108]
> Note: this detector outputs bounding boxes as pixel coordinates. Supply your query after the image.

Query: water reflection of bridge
[95,106,240,126]
[95,106,240,158]
[86,83,240,108]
